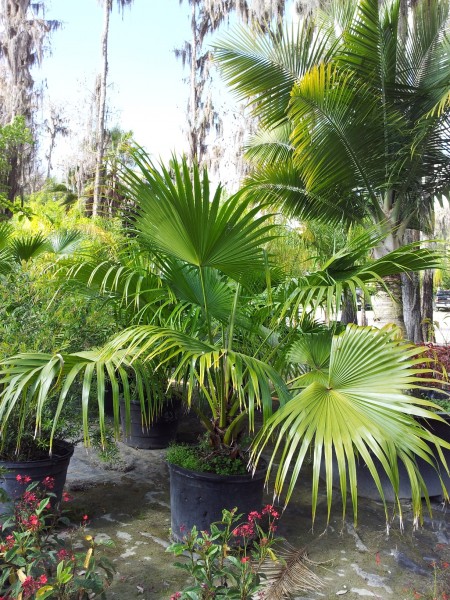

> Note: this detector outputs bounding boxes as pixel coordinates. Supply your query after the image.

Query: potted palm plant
[0,148,448,535]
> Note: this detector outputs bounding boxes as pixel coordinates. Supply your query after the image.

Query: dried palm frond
[259,541,322,599]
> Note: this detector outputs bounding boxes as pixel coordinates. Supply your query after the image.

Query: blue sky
[40,0,194,169]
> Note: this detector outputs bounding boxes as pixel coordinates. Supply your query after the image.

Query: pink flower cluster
[21,575,47,599]
[231,504,280,538]
[15,475,32,484]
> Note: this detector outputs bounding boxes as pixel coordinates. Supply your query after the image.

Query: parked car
[435,289,450,311]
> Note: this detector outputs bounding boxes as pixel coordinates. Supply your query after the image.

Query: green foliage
[0,116,33,206]
[167,506,321,599]
[0,150,447,529]
[166,439,249,476]
[0,261,115,358]
[0,480,115,599]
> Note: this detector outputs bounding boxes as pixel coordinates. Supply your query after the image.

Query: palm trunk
[421,269,435,342]
[93,0,111,217]
[341,289,357,326]
[401,229,423,343]
[372,232,406,335]
[401,271,422,343]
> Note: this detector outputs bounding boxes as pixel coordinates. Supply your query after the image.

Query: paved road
[361,309,450,344]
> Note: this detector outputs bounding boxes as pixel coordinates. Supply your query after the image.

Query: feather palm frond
[260,541,322,599]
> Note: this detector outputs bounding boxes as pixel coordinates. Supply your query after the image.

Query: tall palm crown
[214,0,450,327]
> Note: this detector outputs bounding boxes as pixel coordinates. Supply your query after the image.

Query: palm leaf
[48,229,84,255]
[0,350,158,452]
[0,222,13,249]
[120,148,276,281]
[100,324,290,430]
[251,324,450,527]
[280,234,441,320]
[260,541,322,598]
[10,233,50,262]
[214,19,336,128]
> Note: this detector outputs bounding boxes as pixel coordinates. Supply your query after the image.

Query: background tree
[214,0,450,337]
[0,0,60,206]
[92,0,134,218]
[175,0,290,176]
[44,103,69,180]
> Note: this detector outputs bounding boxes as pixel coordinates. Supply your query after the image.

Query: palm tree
[214,0,450,333]
[93,0,134,217]
[0,147,447,528]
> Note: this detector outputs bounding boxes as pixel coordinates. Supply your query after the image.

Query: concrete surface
[64,441,450,600]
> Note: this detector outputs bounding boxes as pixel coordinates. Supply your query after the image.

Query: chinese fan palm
[0,148,448,526]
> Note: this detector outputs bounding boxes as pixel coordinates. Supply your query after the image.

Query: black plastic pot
[0,440,74,512]
[326,412,450,501]
[120,397,181,449]
[168,460,267,541]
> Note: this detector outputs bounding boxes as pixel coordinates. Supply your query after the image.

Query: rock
[346,522,369,552]
[390,550,428,576]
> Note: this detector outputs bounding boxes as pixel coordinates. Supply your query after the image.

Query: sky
[39,0,195,173]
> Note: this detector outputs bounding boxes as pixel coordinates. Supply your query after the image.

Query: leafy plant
[0,478,115,599]
[0,149,448,529]
[167,506,322,599]
[166,436,249,476]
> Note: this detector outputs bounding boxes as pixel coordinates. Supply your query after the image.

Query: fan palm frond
[252,324,449,527]
[10,233,49,262]
[120,147,276,281]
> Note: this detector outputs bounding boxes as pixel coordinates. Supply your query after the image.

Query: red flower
[241,556,250,563]
[24,476,32,483]
[41,476,55,490]
[232,523,254,538]
[262,504,279,518]
[82,514,89,522]
[62,492,72,502]
[16,474,22,482]
[247,511,261,522]
[38,575,47,584]
[57,549,70,561]
[27,514,39,530]
[170,593,181,600]
[23,491,37,505]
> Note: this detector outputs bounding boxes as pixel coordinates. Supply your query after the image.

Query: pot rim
[167,457,267,483]
[0,439,74,468]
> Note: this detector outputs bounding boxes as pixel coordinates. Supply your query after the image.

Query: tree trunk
[401,229,423,343]
[341,289,357,326]
[93,0,111,217]
[372,231,406,335]
[189,0,199,163]
[401,271,423,343]
[372,273,406,335]
[421,269,435,342]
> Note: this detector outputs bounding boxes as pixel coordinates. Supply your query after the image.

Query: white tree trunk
[371,231,407,335]
[93,0,111,217]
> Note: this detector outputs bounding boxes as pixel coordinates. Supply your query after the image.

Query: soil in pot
[0,440,74,512]
[120,396,181,449]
